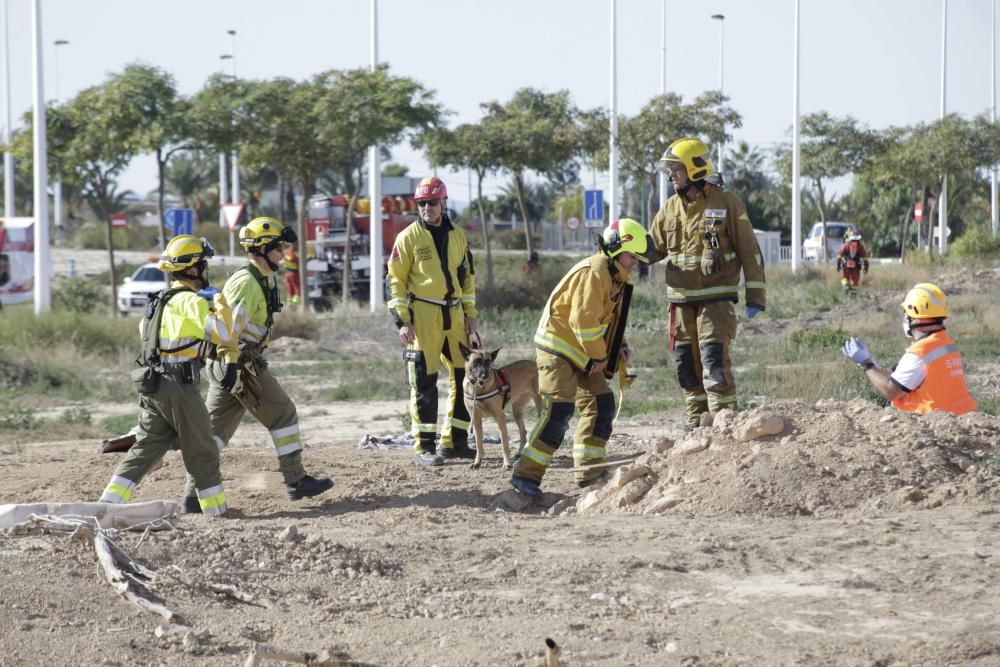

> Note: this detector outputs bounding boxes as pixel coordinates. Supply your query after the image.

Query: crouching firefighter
[510,218,650,497]
[387,176,478,466]
[99,236,236,516]
[204,216,333,501]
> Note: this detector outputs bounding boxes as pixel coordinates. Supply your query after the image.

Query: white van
[802,221,856,261]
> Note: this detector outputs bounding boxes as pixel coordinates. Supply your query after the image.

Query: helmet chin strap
[252,244,281,272]
[676,179,705,199]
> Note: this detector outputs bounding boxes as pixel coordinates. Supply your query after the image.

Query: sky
[2,0,998,209]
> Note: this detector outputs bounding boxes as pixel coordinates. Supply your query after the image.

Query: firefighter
[387,176,478,466]
[203,216,333,501]
[282,242,301,304]
[842,283,977,415]
[99,236,236,516]
[835,232,869,296]
[510,218,651,497]
[648,137,767,429]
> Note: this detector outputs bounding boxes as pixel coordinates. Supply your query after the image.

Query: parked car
[802,221,857,261]
[117,263,167,315]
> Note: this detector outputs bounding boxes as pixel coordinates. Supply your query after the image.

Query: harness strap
[410,294,462,307]
[463,368,513,407]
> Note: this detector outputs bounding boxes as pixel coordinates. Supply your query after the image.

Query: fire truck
[303,194,418,309]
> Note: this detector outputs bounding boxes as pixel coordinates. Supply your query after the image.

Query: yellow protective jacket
[224,264,279,350]
[534,254,630,373]
[149,281,236,365]
[648,184,766,308]
[386,216,477,326]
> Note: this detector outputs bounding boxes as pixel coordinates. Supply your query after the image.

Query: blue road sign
[584,190,604,228]
[164,208,194,237]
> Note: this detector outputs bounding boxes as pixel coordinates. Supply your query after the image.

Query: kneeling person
[510,219,650,497]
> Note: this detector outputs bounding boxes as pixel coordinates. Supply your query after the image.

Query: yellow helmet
[902,283,948,319]
[657,137,715,181]
[601,218,651,262]
[158,235,215,272]
[239,216,298,250]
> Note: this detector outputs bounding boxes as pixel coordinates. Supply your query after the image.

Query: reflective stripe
[666,283,739,300]
[574,324,608,341]
[745,281,766,290]
[198,484,227,516]
[100,475,135,503]
[573,444,606,460]
[448,417,470,430]
[213,435,225,451]
[461,295,475,304]
[271,424,303,456]
[921,343,958,365]
[205,315,232,345]
[534,331,589,368]
[387,298,407,309]
[413,421,437,433]
[685,393,708,403]
[520,445,553,466]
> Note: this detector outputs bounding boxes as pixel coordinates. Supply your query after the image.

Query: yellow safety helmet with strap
[158,235,215,272]
[902,282,948,319]
[600,218,651,262]
[658,137,715,182]
[239,216,298,250]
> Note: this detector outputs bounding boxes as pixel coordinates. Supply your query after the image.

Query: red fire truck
[303,194,418,309]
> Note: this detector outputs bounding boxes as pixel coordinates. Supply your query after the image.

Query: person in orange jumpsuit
[282,243,301,304]
[835,232,869,296]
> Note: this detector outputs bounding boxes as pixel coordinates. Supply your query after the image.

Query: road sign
[221,203,246,231]
[566,216,580,231]
[913,202,923,222]
[584,190,604,228]
[110,213,128,229]
[164,207,194,237]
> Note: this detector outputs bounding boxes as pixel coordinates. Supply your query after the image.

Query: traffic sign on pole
[164,207,194,236]
[221,203,246,231]
[110,212,128,229]
[584,190,604,228]
[566,216,581,231]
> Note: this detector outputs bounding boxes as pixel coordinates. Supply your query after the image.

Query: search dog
[459,343,542,470]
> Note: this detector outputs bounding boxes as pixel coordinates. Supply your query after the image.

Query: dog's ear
[459,342,471,360]
[490,347,502,362]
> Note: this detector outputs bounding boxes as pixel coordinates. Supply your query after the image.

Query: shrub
[59,407,93,425]
[77,221,159,250]
[951,225,1000,260]
[0,403,42,431]
[52,276,105,313]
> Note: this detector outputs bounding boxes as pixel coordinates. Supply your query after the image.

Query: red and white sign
[566,216,581,231]
[222,203,246,231]
[110,213,128,229]
[913,202,923,222]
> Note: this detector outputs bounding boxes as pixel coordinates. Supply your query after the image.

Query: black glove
[836,258,843,271]
[220,363,239,393]
[863,264,869,274]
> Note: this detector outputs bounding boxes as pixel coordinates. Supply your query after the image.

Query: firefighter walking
[387,177,478,466]
[99,236,236,516]
[510,219,650,497]
[282,242,301,304]
[836,232,869,296]
[648,137,767,429]
[204,216,333,501]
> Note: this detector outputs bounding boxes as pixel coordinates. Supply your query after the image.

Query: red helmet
[414,176,447,201]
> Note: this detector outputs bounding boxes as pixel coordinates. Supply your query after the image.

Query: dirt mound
[576,399,1000,518]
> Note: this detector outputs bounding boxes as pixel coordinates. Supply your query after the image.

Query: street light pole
[791,0,802,273]
[3,0,16,217]
[217,54,231,233]
[992,0,998,238]
[228,30,239,258]
[609,0,619,222]
[711,13,725,177]
[938,0,948,255]
[31,0,51,313]
[53,39,68,232]
[369,0,383,311]
[656,0,668,217]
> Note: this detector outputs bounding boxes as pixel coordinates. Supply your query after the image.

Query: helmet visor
[281,226,298,244]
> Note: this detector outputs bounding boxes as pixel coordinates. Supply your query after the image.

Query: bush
[76,221,159,250]
[951,225,1000,260]
[52,276,105,313]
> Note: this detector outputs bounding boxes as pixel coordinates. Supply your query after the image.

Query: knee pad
[700,341,727,388]
[593,392,616,441]
[672,345,701,390]
[538,401,574,447]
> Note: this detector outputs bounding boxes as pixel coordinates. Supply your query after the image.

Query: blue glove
[745,304,763,320]
[196,286,220,301]
[841,337,871,365]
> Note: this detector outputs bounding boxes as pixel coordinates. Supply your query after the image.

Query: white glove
[841,337,872,366]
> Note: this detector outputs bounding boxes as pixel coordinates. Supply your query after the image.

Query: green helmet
[601,218,651,262]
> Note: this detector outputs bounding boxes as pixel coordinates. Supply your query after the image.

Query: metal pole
[938,0,948,255]
[791,0,802,273]
[368,0,383,310]
[608,0,618,222]
[228,29,236,77]
[2,0,13,217]
[712,14,726,176]
[31,0,50,313]
[53,40,67,232]
[993,0,998,238]
[656,0,668,217]
[218,154,228,228]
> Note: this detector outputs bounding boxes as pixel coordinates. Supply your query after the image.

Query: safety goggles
[656,161,685,174]
[416,199,442,208]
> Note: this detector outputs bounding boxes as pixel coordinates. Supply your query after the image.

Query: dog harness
[464,368,512,408]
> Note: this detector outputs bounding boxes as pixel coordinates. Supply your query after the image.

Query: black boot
[181,496,202,514]
[438,445,476,460]
[285,474,334,501]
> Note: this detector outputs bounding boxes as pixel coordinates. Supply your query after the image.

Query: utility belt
[409,293,462,330]
[159,360,203,384]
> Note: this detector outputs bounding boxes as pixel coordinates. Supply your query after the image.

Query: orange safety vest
[891,331,977,415]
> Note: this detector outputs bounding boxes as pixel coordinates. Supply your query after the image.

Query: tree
[106,63,191,247]
[482,88,592,259]
[164,150,215,219]
[419,122,502,289]
[312,65,444,305]
[726,141,782,232]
